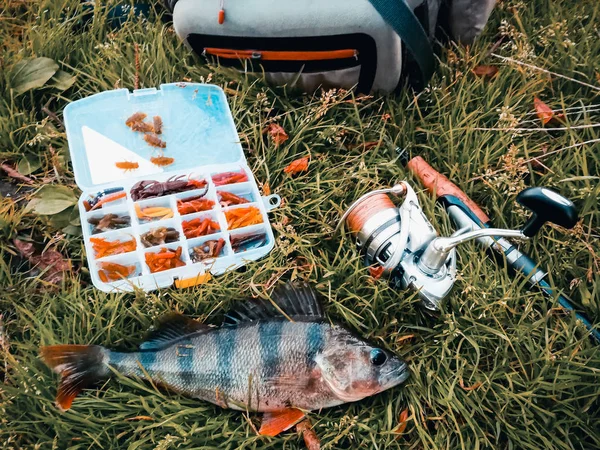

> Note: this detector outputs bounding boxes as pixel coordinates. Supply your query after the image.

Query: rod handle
[407,156,490,224]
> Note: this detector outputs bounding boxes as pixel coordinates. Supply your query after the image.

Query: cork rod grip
[407,156,491,224]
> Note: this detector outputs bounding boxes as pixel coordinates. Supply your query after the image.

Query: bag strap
[368,0,435,87]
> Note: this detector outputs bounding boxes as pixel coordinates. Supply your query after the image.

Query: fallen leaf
[49,70,76,91]
[9,57,59,95]
[266,123,289,145]
[125,416,154,422]
[396,334,415,344]
[262,182,271,196]
[534,97,554,125]
[284,156,310,175]
[297,420,320,450]
[394,408,410,435]
[368,265,384,279]
[26,185,77,215]
[13,239,36,259]
[472,65,499,79]
[459,379,483,391]
[1,163,33,184]
[13,239,71,285]
[16,156,41,176]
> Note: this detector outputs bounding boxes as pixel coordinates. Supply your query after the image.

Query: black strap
[368,0,435,87]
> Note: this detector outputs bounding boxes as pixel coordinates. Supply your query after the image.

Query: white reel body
[341,182,456,310]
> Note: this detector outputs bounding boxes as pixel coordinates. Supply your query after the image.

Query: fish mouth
[381,362,410,387]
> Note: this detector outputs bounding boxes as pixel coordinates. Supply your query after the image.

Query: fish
[40,283,409,436]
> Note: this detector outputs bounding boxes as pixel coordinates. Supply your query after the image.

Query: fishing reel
[337,182,578,311]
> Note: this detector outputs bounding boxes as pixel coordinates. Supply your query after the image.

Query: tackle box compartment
[64,83,280,292]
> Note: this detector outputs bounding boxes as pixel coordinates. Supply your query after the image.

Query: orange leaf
[297,420,321,450]
[368,265,384,279]
[283,156,310,175]
[262,182,271,196]
[125,416,154,422]
[396,334,415,344]
[534,97,554,125]
[459,379,483,391]
[472,65,499,79]
[266,123,289,145]
[394,408,410,435]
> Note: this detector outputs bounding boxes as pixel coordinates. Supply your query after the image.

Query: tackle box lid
[64,83,245,191]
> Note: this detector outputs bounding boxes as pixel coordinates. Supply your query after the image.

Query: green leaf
[62,225,82,236]
[49,69,76,91]
[48,206,74,228]
[69,206,81,227]
[9,57,59,95]
[17,156,42,176]
[26,185,77,215]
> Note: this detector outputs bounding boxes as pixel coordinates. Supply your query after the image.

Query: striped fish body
[109,319,339,412]
[41,282,409,434]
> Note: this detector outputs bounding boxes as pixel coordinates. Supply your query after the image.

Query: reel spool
[337,182,454,311]
[344,192,405,275]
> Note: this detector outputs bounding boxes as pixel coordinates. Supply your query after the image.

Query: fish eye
[370,348,387,366]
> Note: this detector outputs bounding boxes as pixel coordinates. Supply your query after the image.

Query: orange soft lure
[145,247,186,272]
[90,236,137,258]
[115,161,139,172]
[88,191,127,211]
[98,262,136,282]
[218,191,250,207]
[134,203,174,220]
[150,156,175,167]
[153,116,163,134]
[144,133,167,148]
[212,170,248,186]
[125,112,147,127]
[182,217,220,238]
[177,197,215,215]
[225,206,263,229]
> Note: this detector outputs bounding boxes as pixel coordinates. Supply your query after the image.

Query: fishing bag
[165,0,495,93]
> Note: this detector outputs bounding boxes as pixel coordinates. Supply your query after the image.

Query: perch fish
[40,283,409,436]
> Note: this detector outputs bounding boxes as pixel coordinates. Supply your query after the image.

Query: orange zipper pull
[218,0,225,24]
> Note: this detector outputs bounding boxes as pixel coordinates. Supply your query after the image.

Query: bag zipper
[187,33,378,92]
[204,48,358,61]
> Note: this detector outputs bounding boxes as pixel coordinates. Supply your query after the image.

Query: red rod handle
[407,156,490,224]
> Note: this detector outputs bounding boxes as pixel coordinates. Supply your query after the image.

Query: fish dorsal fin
[223,282,324,325]
[140,313,211,350]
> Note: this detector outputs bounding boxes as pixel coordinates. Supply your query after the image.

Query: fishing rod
[336,157,599,341]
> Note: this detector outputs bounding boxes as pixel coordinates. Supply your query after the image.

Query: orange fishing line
[346,194,395,234]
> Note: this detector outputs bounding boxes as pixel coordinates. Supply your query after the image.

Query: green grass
[1,0,600,448]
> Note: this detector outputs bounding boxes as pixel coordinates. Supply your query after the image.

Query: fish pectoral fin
[259,409,306,437]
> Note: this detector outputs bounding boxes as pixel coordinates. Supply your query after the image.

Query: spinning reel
[337,182,578,311]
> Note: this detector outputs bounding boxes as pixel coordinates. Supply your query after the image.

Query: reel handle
[517,187,578,237]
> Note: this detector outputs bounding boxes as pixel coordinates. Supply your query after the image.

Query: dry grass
[1,0,599,448]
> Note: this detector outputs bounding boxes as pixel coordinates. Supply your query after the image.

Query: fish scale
[109,320,333,411]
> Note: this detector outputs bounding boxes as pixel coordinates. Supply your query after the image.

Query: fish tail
[40,344,110,411]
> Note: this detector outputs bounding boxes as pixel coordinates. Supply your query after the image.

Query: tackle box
[64,83,280,292]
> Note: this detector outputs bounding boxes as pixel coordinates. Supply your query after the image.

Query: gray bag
[166,0,495,93]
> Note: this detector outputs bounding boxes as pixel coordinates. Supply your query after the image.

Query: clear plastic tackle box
[64,83,280,292]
